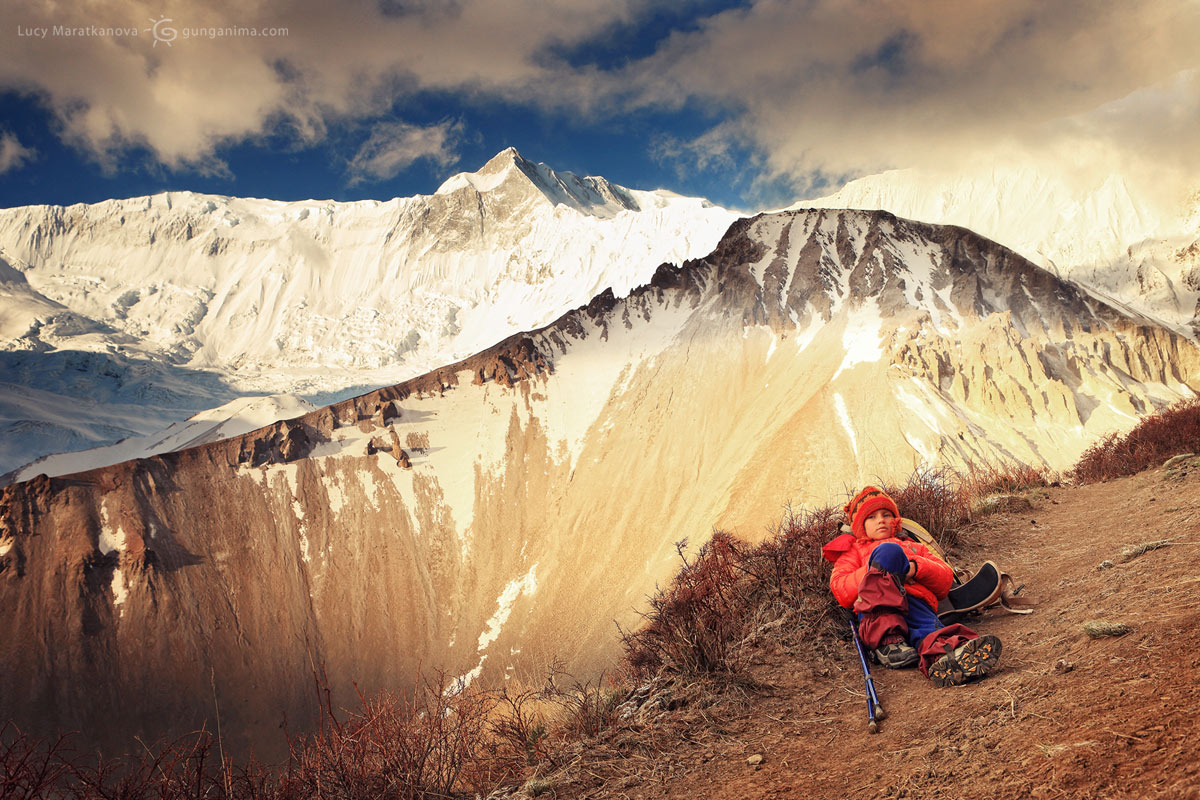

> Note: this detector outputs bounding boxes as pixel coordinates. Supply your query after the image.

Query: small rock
[981,494,1034,513]
[379,402,401,423]
[1098,560,1114,570]
[1054,659,1074,674]
[1083,620,1131,638]
[1163,453,1197,470]
[747,754,764,767]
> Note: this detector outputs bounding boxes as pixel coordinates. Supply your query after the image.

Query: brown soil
[537,460,1200,799]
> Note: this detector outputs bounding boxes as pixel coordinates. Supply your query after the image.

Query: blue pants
[857,595,942,646]
[902,597,942,646]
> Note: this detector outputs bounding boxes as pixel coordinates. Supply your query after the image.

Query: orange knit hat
[844,486,901,538]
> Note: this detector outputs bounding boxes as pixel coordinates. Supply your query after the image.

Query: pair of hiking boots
[874,634,1003,687]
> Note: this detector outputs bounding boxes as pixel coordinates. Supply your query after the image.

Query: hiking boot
[873,640,918,669]
[928,634,1003,687]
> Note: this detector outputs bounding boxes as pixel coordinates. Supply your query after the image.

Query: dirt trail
[553,459,1200,800]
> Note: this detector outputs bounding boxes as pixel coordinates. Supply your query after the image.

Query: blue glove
[869,542,910,576]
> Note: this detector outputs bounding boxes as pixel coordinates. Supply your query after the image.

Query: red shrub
[620,532,754,679]
[1072,398,1200,482]
[281,673,494,800]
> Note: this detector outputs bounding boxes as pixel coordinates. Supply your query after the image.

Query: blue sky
[1,1,1197,213]
[0,81,776,212]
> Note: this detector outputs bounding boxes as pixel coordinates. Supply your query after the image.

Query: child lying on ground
[828,486,1002,687]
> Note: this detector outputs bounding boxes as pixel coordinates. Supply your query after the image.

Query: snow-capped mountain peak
[436,146,639,217]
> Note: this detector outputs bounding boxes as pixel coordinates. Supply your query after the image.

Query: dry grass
[1,674,503,800]
[0,723,73,799]
[281,672,495,800]
[0,667,629,800]
[1119,540,1172,562]
[619,533,756,680]
[1,723,253,800]
[1072,398,1200,483]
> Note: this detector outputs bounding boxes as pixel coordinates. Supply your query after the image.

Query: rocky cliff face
[3,208,1198,758]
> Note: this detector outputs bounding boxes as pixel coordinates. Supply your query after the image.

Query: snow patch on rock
[834,304,884,379]
[111,568,128,614]
[832,393,858,457]
[457,564,540,689]
[97,503,126,556]
[477,564,540,653]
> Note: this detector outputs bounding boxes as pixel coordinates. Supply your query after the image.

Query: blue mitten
[869,542,910,576]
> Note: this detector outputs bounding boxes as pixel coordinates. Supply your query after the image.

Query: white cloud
[347,119,462,183]
[0,132,35,173]
[623,0,1200,207]
[0,0,644,169]
[652,120,744,174]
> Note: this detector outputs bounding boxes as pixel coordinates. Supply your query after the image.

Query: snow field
[9,394,317,483]
[833,302,884,379]
[456,563,540,689]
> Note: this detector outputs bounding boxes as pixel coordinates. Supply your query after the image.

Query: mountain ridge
[0,149,738,475]
[798,163,1200,338]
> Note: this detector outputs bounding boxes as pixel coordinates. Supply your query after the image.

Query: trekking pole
[846,611,886,733]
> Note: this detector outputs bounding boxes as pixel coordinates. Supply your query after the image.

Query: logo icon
[145,15,176,46]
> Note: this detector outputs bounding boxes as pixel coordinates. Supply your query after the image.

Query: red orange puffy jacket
[828,533,954,611]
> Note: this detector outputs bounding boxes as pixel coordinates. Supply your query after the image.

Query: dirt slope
[548,459,1200,800]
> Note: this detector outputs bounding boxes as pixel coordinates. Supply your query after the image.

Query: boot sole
[927,656,963,687]
[928,635,1002,687]
[957,634,1002,679]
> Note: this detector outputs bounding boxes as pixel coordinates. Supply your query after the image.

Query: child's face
[863,508,896,540]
